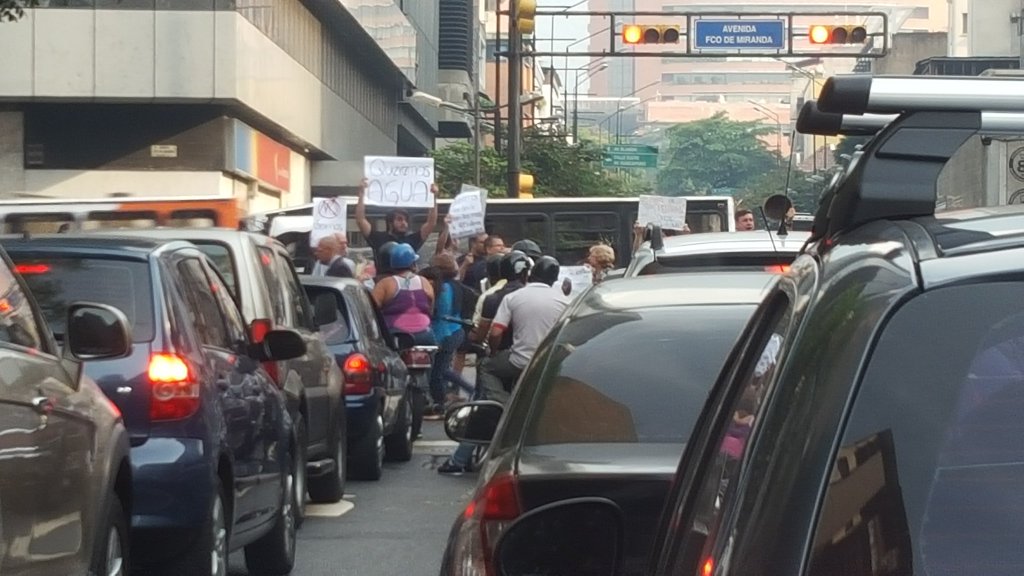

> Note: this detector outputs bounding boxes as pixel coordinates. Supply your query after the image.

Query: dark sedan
[440,272,776,576]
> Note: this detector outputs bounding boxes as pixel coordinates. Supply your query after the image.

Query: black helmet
[500,250,533,281]
[511,239,543,261]
[376,241,398,274]
[529,255,560,286]
[485,253,503,283]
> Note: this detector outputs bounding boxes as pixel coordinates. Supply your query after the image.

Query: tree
[431,141,507,198]
[833,135,871,163]
[736,165,822,215]
[656,112,778,195]
[1,0,37,22]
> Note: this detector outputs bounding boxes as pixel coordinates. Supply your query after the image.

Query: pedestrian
[585,244,615,285]
[311,235,355,278]
[461,234,505,292]
[420,254,474,414]
[355,177,439,267]
[735,209,756,231]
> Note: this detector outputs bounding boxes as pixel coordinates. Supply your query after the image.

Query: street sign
[603,144,658,169]
[693,19,785,50]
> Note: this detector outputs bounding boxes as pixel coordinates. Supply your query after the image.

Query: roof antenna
[758,207,779,255]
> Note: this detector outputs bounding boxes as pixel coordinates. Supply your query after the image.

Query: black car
[440,272,775,575]
[488,75,1024,576]
[300,275,414,481]
[4,236,306,576]
[0,246,132,575]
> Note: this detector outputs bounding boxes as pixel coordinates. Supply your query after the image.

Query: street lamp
[594,79,660,143]
[748,100,783,166]
[573,63,608,143]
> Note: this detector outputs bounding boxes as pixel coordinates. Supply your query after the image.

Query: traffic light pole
[506,0,522,199]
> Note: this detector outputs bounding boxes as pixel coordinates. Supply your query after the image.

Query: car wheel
[384,395,414,462]
[244,441,298,576]
[90,494,129,576]
[308,409,347,503]
[348,414,384,481]
[165,481,228,576]
[293,413,308,528]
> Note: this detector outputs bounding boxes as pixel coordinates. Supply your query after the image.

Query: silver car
[624,229,811,277]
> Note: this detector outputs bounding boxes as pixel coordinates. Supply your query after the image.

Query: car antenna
[758,207,779,254]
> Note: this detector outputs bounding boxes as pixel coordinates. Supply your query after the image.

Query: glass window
[80,211,158,230]
[311,290,353,346]
[642,253,797,275]
[355,288,382,341]
[194,242,238,297]
[177,259,232,349]
[524,305,755,445]
[0,260,43,351]
[202,261,247,345]
[13,255,154,342]
[3,214,75,235]
[670,294,791,575]
[257,246,289,326]
[808,282,1024,575]
[553,212,619,265]
[271,251,312,330]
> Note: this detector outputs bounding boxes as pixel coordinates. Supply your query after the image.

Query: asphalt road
[229,417,479,576]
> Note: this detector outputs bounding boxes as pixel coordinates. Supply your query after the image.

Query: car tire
[90,494,129,576]
[308,408,347,503]
[244,440,298,576]
[384,395,414,462]
[409,382,428,442]
[164,481,229,576]
[348,414,384,481]
[293,414,308,528]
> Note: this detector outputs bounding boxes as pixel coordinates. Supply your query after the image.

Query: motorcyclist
[372,243,435,347]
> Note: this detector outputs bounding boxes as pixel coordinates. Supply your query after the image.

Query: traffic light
[518,173,535,198]
[808,24,868,44]
[515,0,537,35]
[622,24,681,45]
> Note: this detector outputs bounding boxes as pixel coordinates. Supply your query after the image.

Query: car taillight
[342,353,373,395]
[15,263,50,275]
[448,474,521,576]
[249,318,281,385]
[148,353,200,421]
[401,349,433,369]
[764,264,791,274]
[701,557,715,576]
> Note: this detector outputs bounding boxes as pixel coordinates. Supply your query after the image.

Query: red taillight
[764,264,791,274]
[702,557,714,576]
[480,475,521,521]
[15,263,50,275]
[249,319,281,385]
[342,353,374,395]
[148,353,200,421]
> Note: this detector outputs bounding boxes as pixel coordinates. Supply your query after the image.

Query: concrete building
[947,0,1023,58]
[0,1,443,211]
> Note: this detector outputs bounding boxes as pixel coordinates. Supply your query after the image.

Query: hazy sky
[535,0,597,94]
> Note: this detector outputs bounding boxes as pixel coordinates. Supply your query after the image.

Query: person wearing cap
[355,177,439,266]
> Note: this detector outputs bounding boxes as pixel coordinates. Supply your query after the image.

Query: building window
[962,12,968,35]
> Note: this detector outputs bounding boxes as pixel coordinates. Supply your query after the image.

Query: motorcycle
[394,334,438,441]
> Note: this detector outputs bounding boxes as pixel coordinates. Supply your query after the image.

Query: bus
[254,196,736,268]
[0,196,242,234]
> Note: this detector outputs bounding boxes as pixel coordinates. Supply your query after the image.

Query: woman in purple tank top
[372,243,435,346]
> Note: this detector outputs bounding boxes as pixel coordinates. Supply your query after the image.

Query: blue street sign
[693,20,785,50]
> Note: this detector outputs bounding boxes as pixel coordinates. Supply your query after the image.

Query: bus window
[553,212,619,265]
[687,211,726,233]
[4,214,76,234]
[485,213,550,253]
[169,209,218,228]
[81,211,159,230]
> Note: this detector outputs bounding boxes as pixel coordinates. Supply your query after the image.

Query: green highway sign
[603,144,658,168]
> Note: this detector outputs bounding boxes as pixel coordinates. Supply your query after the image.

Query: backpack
[448,279,480,321]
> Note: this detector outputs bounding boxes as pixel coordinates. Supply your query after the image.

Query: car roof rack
[795,100,895,136]
[818,74,1024,115]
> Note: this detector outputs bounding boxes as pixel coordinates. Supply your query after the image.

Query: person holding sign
[355,178,439,265]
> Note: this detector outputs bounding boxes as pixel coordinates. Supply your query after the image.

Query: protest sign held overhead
[310,197,348,247]
[638,195,688,230]
[448,185,487,239]
[558,265,593,298]
[364,156,435,208]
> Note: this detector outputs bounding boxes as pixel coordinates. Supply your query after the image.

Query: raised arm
[355,178,372,237]
[420,184,439,241]
[435,214,452,256]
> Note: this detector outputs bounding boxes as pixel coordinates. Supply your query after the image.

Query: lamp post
[563,28,610,135]
[573,63,607,143]
[594,80,660,144]
[749,100,783,166]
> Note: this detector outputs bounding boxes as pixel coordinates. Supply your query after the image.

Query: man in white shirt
[311,235,355,278]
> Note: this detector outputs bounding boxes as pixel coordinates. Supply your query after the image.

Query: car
[439,272,776,576]
[486,74,1024,576]
[623,228,811,277]
[87,228,348,510]
[3,235,306,576]
[300,275,415,481]
[0,245,132,576]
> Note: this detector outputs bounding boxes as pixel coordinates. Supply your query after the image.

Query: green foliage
[833,135,872,163]
[430,128,649,198]
[0,0,37,22]
[656,112,779,195]
[735,165,823,214]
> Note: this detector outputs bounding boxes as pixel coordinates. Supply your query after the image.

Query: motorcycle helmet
[529,255,561,286]
[500,250,533,281]
[389,243,419,270]
[511,239,543,261]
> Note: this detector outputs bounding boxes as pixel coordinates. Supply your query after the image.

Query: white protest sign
[310,197,348,247]
[364,156,435,208]
[557,266,593,298]
[638,195,688,230]
[448,186,487,239]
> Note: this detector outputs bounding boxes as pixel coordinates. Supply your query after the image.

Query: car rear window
[12,256,155,342]
[523,305,754,446]
[192,242,238,296]
[641,253,797,275]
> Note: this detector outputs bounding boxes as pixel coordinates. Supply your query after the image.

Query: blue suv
[4,236,307,576]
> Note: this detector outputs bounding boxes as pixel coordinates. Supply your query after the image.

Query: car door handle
[31,396,54,414]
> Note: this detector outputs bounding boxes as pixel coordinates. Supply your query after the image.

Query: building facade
[0,0,441,211]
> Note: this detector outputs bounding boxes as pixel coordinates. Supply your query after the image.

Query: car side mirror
[312,292,338,327]
[444,401,504,445]
[64,303,132,361]
[256,329,306,361]
[494,498,624,576]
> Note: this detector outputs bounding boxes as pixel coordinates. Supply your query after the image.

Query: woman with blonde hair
[586,244,616,284]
